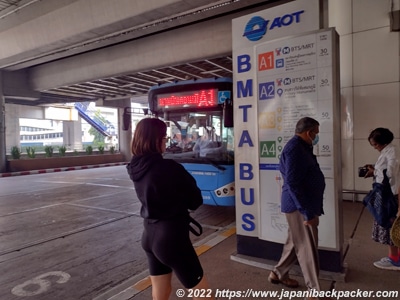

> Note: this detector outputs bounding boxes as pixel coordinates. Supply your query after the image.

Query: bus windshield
[163,110,234,164]
[148,77,235,206]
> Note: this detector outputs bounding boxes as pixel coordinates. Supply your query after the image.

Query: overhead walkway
[74,102,115,137]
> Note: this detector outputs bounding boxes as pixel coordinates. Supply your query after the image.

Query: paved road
[0,166,235,300]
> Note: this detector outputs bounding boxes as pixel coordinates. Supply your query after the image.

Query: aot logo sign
[243,10,304,41]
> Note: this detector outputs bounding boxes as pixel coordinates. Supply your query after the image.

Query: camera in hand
[358,166,368,177]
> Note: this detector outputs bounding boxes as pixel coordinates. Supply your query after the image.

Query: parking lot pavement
[0,166,235,300]
[2,167,399,300]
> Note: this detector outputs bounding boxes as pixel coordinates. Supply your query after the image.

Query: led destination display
[157,89,218,109]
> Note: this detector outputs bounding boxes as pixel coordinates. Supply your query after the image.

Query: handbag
[390,216,400,247]
[362,181,398,229]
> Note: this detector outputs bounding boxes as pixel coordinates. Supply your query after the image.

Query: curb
[0,162,128,178]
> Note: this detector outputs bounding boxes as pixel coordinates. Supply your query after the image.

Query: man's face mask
[308,130,319,146]
[311,134,319,146]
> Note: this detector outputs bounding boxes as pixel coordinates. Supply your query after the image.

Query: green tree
[88,110,107,147]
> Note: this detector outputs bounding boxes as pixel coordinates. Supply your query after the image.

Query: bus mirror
[223,99,233,128]
[122,108,131,131]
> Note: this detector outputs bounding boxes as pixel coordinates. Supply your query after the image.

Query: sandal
[268,271,299,288]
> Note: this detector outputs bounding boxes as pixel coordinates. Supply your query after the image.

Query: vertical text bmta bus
[148,77,234,206]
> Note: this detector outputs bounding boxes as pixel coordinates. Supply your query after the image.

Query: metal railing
[342,190,368,202]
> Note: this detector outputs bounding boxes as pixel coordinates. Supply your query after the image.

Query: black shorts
[142,217,204,288]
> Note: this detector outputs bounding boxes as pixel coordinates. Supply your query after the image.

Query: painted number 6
[11,271,71,297]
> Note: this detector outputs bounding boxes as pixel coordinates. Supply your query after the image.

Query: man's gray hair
[295,117,319,133]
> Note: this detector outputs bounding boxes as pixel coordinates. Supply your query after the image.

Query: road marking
[11,271,71,297]
[132,277,152,291]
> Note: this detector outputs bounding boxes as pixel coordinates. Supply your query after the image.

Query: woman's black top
[127,153,203,220]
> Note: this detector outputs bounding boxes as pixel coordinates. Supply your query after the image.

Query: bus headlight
[214,182,235,197]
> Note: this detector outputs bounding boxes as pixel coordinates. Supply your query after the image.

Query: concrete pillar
[118,99,132,162]
[63,117,83,151]
[5,104,20,151]
[0,71,6,172]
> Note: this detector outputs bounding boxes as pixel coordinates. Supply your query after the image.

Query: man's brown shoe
[268,271,299,288]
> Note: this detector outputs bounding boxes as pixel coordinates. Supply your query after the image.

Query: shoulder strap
[188,215,203,236]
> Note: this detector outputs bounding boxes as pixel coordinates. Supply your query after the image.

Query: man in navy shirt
[268,117,326,299]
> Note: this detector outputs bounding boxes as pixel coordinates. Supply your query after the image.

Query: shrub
[44,145,54,157]
[58,145,67,156]
[11,146,21,159]
[85,145,93,155]
[110,146,115,154]
[98,145,104,154]
[26,147,36,158]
